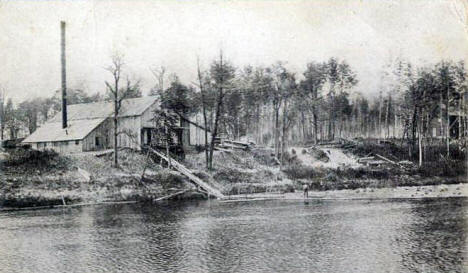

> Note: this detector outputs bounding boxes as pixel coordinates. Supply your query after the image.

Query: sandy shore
[223,183,468,202]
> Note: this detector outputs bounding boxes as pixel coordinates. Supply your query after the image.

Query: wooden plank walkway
[148,147,225,199]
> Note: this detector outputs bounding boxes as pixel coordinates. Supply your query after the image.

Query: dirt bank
[185,146,466,196]
[0,149,197,209]
[1,144,466,209]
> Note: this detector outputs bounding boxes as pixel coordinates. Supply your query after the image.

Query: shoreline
[1,183,467,211]
[1,148,466,210]
[223,183,468,202]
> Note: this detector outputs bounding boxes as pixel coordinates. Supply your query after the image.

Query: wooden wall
[30,101,164,153]
[82,118,113,152]
[33,140,82,153]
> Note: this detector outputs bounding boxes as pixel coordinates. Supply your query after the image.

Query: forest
[1,55,466,168]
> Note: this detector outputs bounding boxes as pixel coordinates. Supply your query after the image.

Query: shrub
[283,164,316,179]
[252,148,277,166]
[152,170,186,189]
[281,151,301,165]
[334,168,391,180]
[308,147,329,162]
[213,167,252,184]
[414,160,466,178]
[4,148,67,171]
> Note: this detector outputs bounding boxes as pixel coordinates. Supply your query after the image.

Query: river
[0,198,467,273]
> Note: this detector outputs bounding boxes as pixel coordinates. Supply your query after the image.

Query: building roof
[23,96,158,143]
[23,118,106,143]
[48,96,158,122]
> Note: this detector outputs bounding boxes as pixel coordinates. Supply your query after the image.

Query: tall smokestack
[61,21,67,129]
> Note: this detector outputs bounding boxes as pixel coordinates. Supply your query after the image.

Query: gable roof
[23,118,106,143]
[48,96,158,122]
[23,96,158,143]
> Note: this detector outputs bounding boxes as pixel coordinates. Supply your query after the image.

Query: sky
[0,0,467,103]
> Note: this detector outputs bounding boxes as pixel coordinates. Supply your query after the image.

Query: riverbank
[185,146,466,195]
[0,148,199,209]
[1,144,466,209]
[224,183,468,202]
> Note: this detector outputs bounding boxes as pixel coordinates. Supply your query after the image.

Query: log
[358,156,375,162]
[214,147,232,153]
[375,154,404,168]
[153,189,190,202]
[375,154,396,164]
[94,149,114,157]
[148,147,225,199]
[366,160,387,166]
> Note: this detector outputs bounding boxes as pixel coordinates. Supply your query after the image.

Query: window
[75,140,79,145]
[95,137,100,147]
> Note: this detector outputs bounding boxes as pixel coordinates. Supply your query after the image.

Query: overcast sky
[1,0,467,102]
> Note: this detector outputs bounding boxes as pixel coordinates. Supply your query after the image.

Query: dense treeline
[156,55,466,167]
[1,55,466,167]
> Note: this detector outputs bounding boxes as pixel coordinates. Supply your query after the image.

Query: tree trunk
[411,107,418,159]
[394,107,398,138]
[197,61,209,169]
[385,97,390,139]
[274,101,280,158]
[281,99,288,166]
[446,85,450,158]
[378,91,383,139]
[209,94,222,170]
[203,111,209,169]
[301,111,306,143]
[418,120,423,166]
[165,124,171,168]
[208,52,224,171]
[458,96,462,140]
[113,105,118,166]
[440,93,444,139]
[313,107,318,144]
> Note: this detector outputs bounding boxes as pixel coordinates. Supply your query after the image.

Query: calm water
[0,198,467,273]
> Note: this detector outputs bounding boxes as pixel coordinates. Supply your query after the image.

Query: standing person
[303,183,309,199]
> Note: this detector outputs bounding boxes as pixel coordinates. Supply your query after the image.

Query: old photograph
[0,0,467,272]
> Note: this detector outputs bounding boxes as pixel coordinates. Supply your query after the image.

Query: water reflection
[0,198,466,273]
[398,198,468,273]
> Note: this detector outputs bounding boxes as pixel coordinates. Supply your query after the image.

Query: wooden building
[23,97,159,153]
[22,96,211,153]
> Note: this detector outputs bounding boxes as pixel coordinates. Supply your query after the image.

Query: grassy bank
[1,140,466,208]
[0,148,195,208]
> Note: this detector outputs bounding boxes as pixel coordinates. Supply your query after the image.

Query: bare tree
[208,50,235,170]
[105,54,138,166]
[0,88,6,141]
[197,58,210,169]
[150,66,166,96]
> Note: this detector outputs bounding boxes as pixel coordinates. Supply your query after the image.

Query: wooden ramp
[148,147,225,199]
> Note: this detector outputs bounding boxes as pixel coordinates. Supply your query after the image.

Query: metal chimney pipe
[61,21,67,129]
